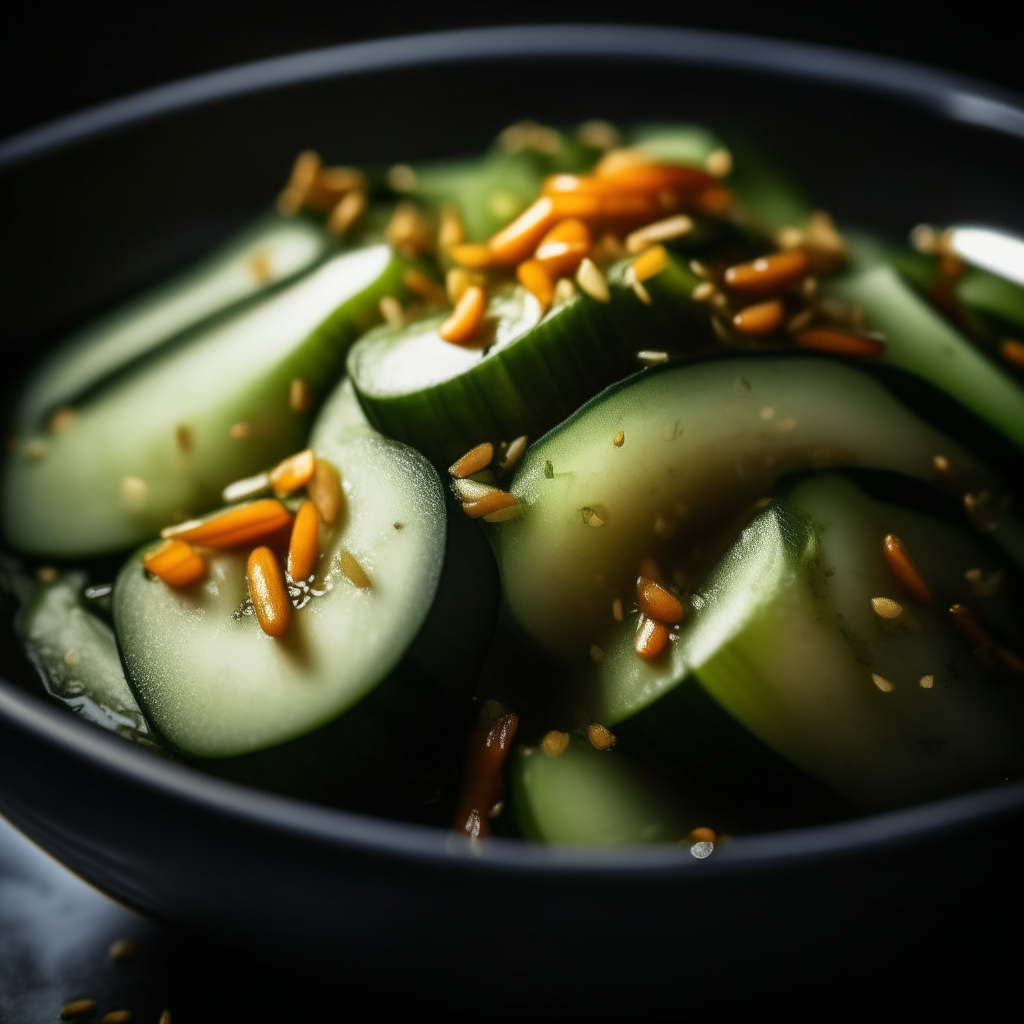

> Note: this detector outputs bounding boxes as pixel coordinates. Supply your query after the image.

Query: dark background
[2,4,1020,141]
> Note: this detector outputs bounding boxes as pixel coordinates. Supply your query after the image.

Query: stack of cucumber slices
[3,120,1022,844]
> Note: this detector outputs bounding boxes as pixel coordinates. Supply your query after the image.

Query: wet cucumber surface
[113,381,448,759]
[5,245,409,557]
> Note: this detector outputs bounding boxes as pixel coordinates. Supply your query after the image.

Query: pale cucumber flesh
[16,213,332,428]
[4,245,409,557]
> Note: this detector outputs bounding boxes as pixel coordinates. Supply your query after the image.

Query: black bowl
[2,25,1023,1007]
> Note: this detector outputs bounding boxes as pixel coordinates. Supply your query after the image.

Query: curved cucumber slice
[627,123,727,169]
[695,474,1024,810]
[511,739,690,845]
[20,572,152,744]
[113,380,447,759]
[348,254,709,465]
[5,244,409,557]
[488,357,1001,672]
[17,213,332,428]
[826,265,1024,451]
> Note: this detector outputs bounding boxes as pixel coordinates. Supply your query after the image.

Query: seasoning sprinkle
[613,431,625,447]
[637,350,669,365]
[222,471,271,504]
[871,596,903,619]
[60,1000,97,1019]
[553,277,576,304]
[449,442,494,478]
[378,295,405,327]
[439,285,487,345]
[625,215,693,253]
[587,723,616,750]
[576,257,611,302]
[101,1011,133,1024]
[871,673,896,693]
[541,730,570,756]
[438,204,465,250]
[327,188,367,236]
[307,458,344,525]
[691,281,715,302]
[108,938,137,962]
[919,675,935,689]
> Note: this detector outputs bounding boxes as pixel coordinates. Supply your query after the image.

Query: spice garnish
[247,546,292,638]
[449,442,494,478]
[454,705,519,838]
[287,500,320,582]
[307,458,344,525]
[440,285,487,345]
[270,448,316,497]
[143,539,207,588]
[882,533,931,603]
[635,616,670,660]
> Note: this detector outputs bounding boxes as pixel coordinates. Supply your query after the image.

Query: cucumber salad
[3,120,1023,847]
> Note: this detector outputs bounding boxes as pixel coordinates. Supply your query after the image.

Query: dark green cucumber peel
[348,253,712,466]
[511,737,692,845]
[693,474,1024,811]
[19,571,153,745]
[16,212,334,429]
[5,244,412,557]
[487,356,1004,674]
[112,380,496,812]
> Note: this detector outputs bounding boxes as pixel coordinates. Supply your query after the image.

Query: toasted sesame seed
[229,422,252,440]
[1001,339,1024,369]
[37,566,58,584]
[705,148,733,178]
[690,841,714,859]
[449,442,494,478]
[500,435,528,472]
[626,217,693,254]
[393,522,403,529]
[882,534,931,603]
[482,503,521,523]
[378,295,405,327]
[386,164,417,192]
[786,308,815,334]
[587,723,616,750]
[919,675,935,689]
[576,258,610,302]
[612,598,623,621]
[691,280,715,302]
[613,431,625,447]
[386,201,434,258]
[84,584,112,599]
[488,800,505,819]
[247,247,273,283]
[910,224,941,254]
[277,150,320,215]
[328,189,368,236]
[581,507,605,527]
[965,568,1003,596]
[101,1010,132,1023]
[60,1000,98,1019]
[553,277,577,304]
[689,259,711,279]
[711,316,735,344]
[776,226,805,250]
[403,268,447,304]
[589,645,605,663]
[871,596,903,619]
[119,477,149,512]
[932,454,954,479]
[454,478,496,502]
[341,551,371,589]
[577,119,621,149]
[637,350,669,366]
[23,439,47,461]
[871,673,896,692]
[541,730,570,756]
[632,279,652,304]
[48,406,77,433]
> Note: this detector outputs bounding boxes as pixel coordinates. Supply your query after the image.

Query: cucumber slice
[20,571,152,744]
[487,356,1005,676]
[17,212,332,428]
[695,474,1024,810]
[627,123,727,169]
[826,265,1024,451]
[511,738,690,845]
[4,244,410,557]
[348,254,710,465]
[112,379,448,759]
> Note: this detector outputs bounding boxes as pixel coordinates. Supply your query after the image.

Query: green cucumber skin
[511,739,690,845]
[20,571,152,743]
[348,254,709,466]
[5,245,410,557]
[696,474,1024,811]
[16,212,332,428]
[488,356,995,676]
[828,266,1024,451]
[113,378,448,760]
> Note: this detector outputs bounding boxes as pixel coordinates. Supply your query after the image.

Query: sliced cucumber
[17,212,332,428]
[826,265,1024,451]
[348,254,710,465]
[113,379,448,759]
[5,244,410,557]
[511,738,690,845]
[627,123,727,169]
[694,473,1024,810]
[20,571,152,744]
[487,357,1003,673]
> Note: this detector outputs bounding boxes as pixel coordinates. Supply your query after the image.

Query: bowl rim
[2,22,1023,877]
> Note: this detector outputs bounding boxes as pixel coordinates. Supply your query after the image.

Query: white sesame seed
[638,350,669,366]
[576,258,610,302]
[705,148,733,178]
[454,479,496,502]
[500,435,528,471]
[871,597,903,619]
[690,841,714,859]
[379,295,404,327]
[871,673,896,693]
[919,675,935,689]
[386,164,417,192]
[691,281,715,302]
[625,214,694,253]
[222,472,271,504]
[553,277,577,304]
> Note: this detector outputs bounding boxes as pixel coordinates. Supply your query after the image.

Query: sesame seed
[327,189,368,236]
[637,350,669,365]
[691,281,715,302]
[910,224,941,254]
[776,226,805,250]
[553,277,577,304]
[222,471,270,504]
[871,597,903,619]
[690,841,714,859]
[540,730,570,756]
[964,491,996,532]
[589,645,605,663]
[101,1011,132,1024]
[37,566,58,584]
[587,723,616,750]
[23,439,47,461]
[625,215,693,254]
[247,248,273,283]
[500,435,528,472]
[577,119,621,149]
[711,317,734,344]
[581,507,605,527]
[378,295,404,327]
[48,407,77,433]
[933,454,954,478]
[449,442,494,479]
[689,259,711,279]
[341,551,371,589]
[871,673,896,692]
[612,598,623,621]
[919,675,935,689]
[229,422,252,440]
[118,477,149,512]
[488,800,505,819]
[632,279,652,304]
[613,431,625,447]
[965,568,1003,596]
[386,164,417,192]
[454,478,496,502]
[60,1000,98,1019]
[84,584,112,600]
[705,148,733,178]
[576,258,610,302]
